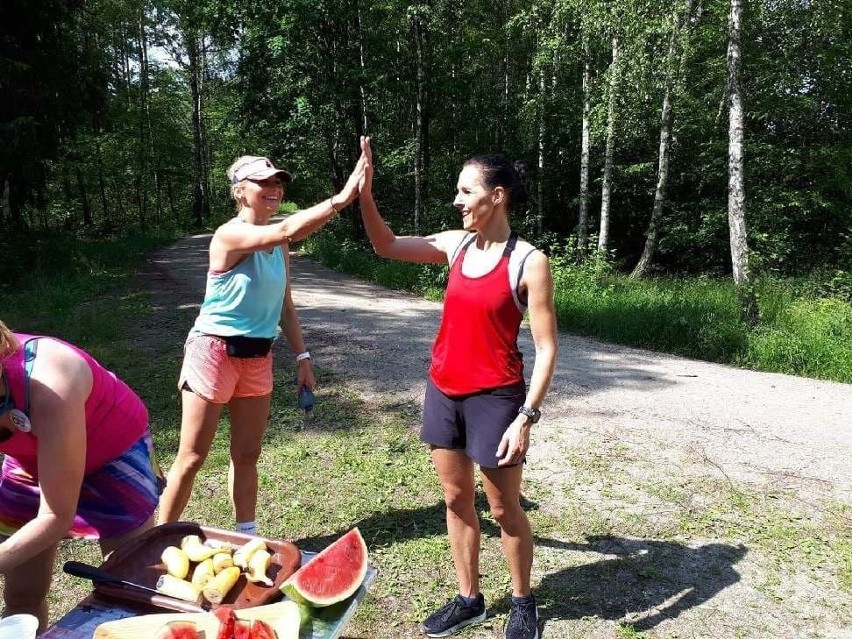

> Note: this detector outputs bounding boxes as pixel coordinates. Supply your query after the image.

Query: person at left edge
[157,150,368,535]
[0,320,162,632]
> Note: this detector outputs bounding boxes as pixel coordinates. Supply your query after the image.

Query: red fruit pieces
[154,620,199,639]
[233,619,252,639]
[249,619,276,639]
[212,608,277,639]
[214,606,237,639]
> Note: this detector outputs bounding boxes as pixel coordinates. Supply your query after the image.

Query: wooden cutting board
[93,600,298,639]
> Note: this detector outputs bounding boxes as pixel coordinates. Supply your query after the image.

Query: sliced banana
[160,545,190,580]
[181,534,220,562]
[245,549,273,586]
[156,574,202,603]
[211,551,234,574]
[202,565,241,604]
[190,557,215,588]
[233,538,267,569]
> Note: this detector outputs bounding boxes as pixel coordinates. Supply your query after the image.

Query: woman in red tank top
[357,137,557,639]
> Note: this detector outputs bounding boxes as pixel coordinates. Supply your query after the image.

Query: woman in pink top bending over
[0,320,162,631]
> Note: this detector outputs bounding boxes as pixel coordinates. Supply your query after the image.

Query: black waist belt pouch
[221,335,274,358]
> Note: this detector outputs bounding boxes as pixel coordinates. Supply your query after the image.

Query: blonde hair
[0,321,21,359]
[227,155,255,208]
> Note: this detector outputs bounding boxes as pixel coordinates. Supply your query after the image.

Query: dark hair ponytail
[463,154,529,212]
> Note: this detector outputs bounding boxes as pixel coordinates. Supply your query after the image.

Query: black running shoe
[421,593,487,637]
[504,597,539,639]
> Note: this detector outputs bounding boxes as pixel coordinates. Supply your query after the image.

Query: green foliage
[0,230,178,343]
[2,0,851,289]
[306,229,447,300]
[0,229,180,294]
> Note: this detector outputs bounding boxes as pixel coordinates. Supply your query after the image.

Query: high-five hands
[358,136,373,195]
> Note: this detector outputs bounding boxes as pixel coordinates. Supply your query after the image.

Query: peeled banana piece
[191,557,216,588]
[245,549,273,586]
[211,551,234,574]
[161,545,190,580]
[156,574,202,603]
[202,565,241,604]
[181,534,220,562]
[233,538,267,569]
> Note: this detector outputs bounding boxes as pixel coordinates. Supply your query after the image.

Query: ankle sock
[511,594,536,606]
[236,520,257,535]
[460,593,482,607]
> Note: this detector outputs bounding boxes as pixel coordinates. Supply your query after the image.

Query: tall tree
[726,0,757,320]
[577,31,592,253]
[598,34,620,254]
[631,0,695,277]
[410,3,430,235]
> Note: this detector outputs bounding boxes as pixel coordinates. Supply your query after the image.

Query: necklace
[0,373,32,434]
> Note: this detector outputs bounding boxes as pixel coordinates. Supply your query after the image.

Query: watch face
[519,406,541,423]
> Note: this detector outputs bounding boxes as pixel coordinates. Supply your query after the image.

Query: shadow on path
[533,535,747,635]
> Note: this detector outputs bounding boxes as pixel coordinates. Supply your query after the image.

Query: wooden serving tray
[94,522,301,613]
[92,600,296,639]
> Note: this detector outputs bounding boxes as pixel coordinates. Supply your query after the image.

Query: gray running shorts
[422,377,527,468]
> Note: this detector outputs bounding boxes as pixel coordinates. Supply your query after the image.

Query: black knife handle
[63,561,125,585]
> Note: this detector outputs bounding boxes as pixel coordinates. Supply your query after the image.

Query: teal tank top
[191,242,286,339]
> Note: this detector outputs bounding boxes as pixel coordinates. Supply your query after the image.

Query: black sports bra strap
[502,232,519,257]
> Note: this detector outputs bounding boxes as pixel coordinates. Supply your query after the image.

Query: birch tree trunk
[632,0,694,277]
[412,7,427,235]
[186,30,209,227]
[356,0,368,134]
[726,0,757,321]
[1,178,10,226]
[598,35,620,254]
[578,36,591,253]
[97,141,109,226]
[136,9,149,227]
[537,67,546,234]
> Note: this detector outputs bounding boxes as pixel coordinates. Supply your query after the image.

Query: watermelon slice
[233,619,252,639]
[213,606,236,639]
[248,619,276,639]
[154,620,199,639]
[281,528,368,607]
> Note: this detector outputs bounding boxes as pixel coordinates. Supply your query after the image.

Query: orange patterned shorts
[178,334,273,404]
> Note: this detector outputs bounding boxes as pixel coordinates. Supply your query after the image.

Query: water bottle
[297,385,315,414]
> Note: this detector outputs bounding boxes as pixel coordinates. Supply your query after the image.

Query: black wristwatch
[517,405,541,423]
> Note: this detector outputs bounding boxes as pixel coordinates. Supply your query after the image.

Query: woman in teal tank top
[158,150,369,536]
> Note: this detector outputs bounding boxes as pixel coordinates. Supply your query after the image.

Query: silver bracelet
[296,351,312,362]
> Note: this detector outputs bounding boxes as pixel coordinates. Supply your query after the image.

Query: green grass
[307,232,852,383]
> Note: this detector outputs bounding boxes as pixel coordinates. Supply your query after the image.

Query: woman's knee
[489,497,526,530]
[230,446,262,468]
[443,485,476,515]
[172,450,207,476]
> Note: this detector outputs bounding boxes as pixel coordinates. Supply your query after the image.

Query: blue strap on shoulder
[22,338,39,414]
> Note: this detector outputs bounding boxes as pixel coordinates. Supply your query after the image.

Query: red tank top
[429,235,524,396]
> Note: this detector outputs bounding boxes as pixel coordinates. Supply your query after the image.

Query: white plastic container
[0,613,39,639]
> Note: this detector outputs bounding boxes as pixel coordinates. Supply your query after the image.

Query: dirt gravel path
[145,233,852,639]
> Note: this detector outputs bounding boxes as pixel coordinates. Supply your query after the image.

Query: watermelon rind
[268,599,304,639]
[281,528,368,607]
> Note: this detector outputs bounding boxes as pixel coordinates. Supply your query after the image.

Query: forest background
[1,0,850,381]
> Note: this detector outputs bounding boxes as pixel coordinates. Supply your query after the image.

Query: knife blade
[63,561,209,612]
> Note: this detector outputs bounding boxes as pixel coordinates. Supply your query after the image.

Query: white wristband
[296,351,311,362]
